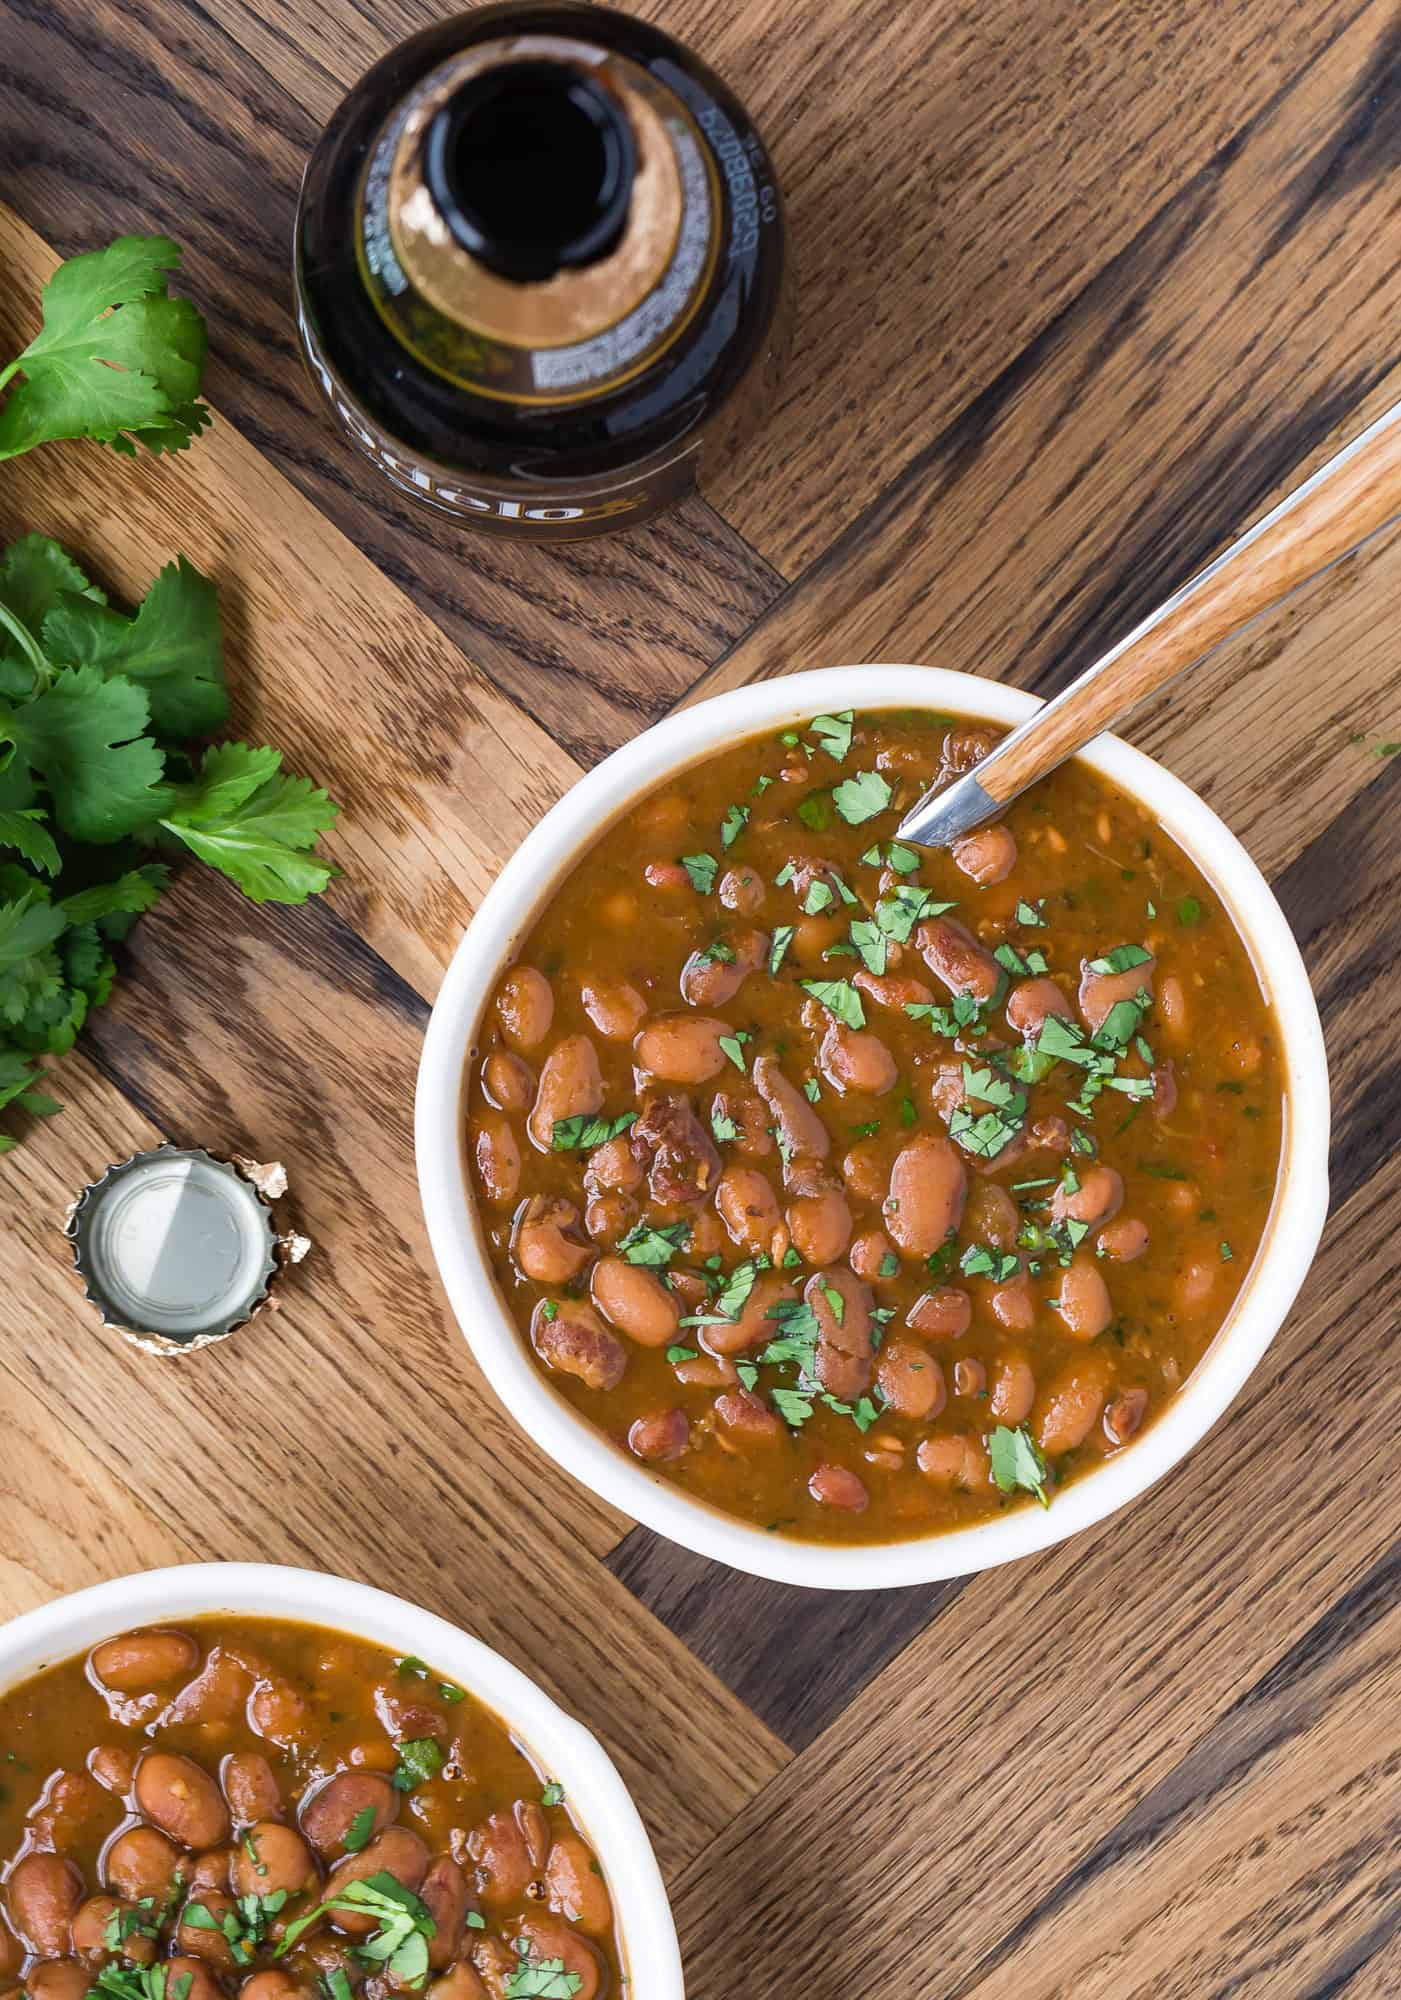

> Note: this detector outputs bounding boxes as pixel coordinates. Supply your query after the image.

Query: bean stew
[465,709,1284,1543]
[0,1618,623,2000]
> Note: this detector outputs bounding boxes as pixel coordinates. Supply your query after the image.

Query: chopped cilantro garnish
[989,1425,1050,1505]
[1087,944,1152,975]
[802,1076,821,1102]
[1014,899,1046,927]
[696,937,737,965]
[899,1093,917,1127]
[720,804,748,848]
[831,769,892,824]
[666,1344,698,1364]
[808,710,854,760]
[803,879,834,915]
[541,1781,565,1807]
[960,1243,1020,1282]
[540,1300,558,1321]
[681,853,718,893]
[1178,895,1203,926]
[769,924,795,975]
[551,1110,636,1151]
[710,1104,739,1143]
[849,917,887,974]
[392,1737,442,1792]
[800,978,865,1028]
[771,1387,814,1428]
[718,1030,751,1072]
[618,1221,690,1266]
[878,1251,900,1278]
[343,1805,376,1852]
[1220,1240,1234,1261]
[680,1260,759,1327]
[795,793,831,831]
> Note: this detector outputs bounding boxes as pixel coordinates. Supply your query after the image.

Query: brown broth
[464,709,1285,1544]
[0,1615,624,2000]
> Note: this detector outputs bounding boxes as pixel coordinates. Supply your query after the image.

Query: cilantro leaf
[681,852,718,894]
[159,745,338,903]
[3,667,172,841]
[392,1736,443,1791]
[808,710,853,761]
[831,769,892,825]
[0,537,104,668]
[799,978,865,1029]
[618,1221,689,1267]
[44,557,228,738]
[0,808,60,876]
[0,236,210,460]
[551,1111,635,1151]
[989,1424,1050,1506]
[720,804,748,849]
[505,1954,583,1999]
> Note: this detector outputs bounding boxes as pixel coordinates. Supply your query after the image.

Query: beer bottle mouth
[424,60,637,284]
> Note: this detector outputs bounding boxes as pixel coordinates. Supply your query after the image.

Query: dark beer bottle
[293,1,791,542]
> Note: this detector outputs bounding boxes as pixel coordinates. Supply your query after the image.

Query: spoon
[896,396,1401,849]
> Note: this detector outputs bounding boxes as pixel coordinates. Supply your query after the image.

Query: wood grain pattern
[2,1,1399,1992]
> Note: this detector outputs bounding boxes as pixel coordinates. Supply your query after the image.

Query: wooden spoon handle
[898,397,1401,846]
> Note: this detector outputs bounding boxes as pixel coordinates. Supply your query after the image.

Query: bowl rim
[0,1561,683,1997]
[416,665,1330,1589]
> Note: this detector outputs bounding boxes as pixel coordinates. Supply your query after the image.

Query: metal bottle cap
[65,1145,281,1355]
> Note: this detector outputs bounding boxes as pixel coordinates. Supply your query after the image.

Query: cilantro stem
[0,359,18,396]
[0,599,47,682]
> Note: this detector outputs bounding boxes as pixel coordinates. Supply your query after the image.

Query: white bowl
[0,1562,682,1997]
[416,666,1329,1589]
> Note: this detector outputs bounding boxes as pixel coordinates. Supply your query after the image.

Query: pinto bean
[164,1957,224,2000]
[91,1630,199,1696]
[951,824,1016,885]
[530,1301,626,1391]
[806,1266,874,1400]
[719,865,764,913]
[179,1888,239,1970]
[808,1463,869,1512]
[841,1138,889,1202]
[1006,977,1073,1038]
[942,726,995,773]
[103,1827,182,1905]
[704,1271,796,1355]
[466,1812,530,1907]
[634,1013,730,1084]
[680,928,767,1008]
[300,1773,398,1860]
[494,967,553,1051]
[953,1357,986,1397]
[135,1752,229,1850]
[1152,1060,1178,1116]
[853,969,935,1012]
[819,1023,898,1097]
[326,1830,428,1935]
[155,1649,250,1731]
[505,1920,602,2000]
[988,1272,1036,1332]
[1037,1354,1112,1456]
[583,1136,642,1197]
[714,1388,784,1443]
[917,915,1003,1002]
[185,1852,231,1892]
[642,859,690,892]
[527,1036,603,1151]
[514,1803,550,1874]
[753,1055,830,1159]
[240,1976,312,2000]
[590,1257,679,1347]
[230,1823,317,1900]
[786,1177,852,1266]
[885,1134,967,1255]
[1177,1253,1219,1314]
[419,1857,469,1970]
[965,1180,1019,1249]
[629,1091,721,1204]
[512,1195,593,1284]
[1051,1164,1123,1228]
[1078,951,1154,1034]
[480,1050,534,1115]
[24,1964,90,2000]
[7,1858,84,1958]
[71,1894,153,1966]
[579,980,646,1040]
[628,1409,690,1461]
[1055,1256,1114,1339]
[989,1354,1036,1424]
[907,1286,972,1338]
[1105,1386,1150,1444]
[1157,974,1186,1038]
[714,1163,786,1259]
[543,1836,612,1937]
[87,1747,136,1797]
[221,1752,281,1826]
[916,1434,989,1489]
[470,1114,520,1208]
[876,1338,944,1420]
[849,1228,896,1281]
[673,1352,736,1388]
[1098,1216,1149,1261]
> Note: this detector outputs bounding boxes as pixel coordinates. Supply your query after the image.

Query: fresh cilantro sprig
[276,1873,436,1985]
[0,236,211,460]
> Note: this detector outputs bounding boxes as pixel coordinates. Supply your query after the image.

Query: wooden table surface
[2,1,1400,1993]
